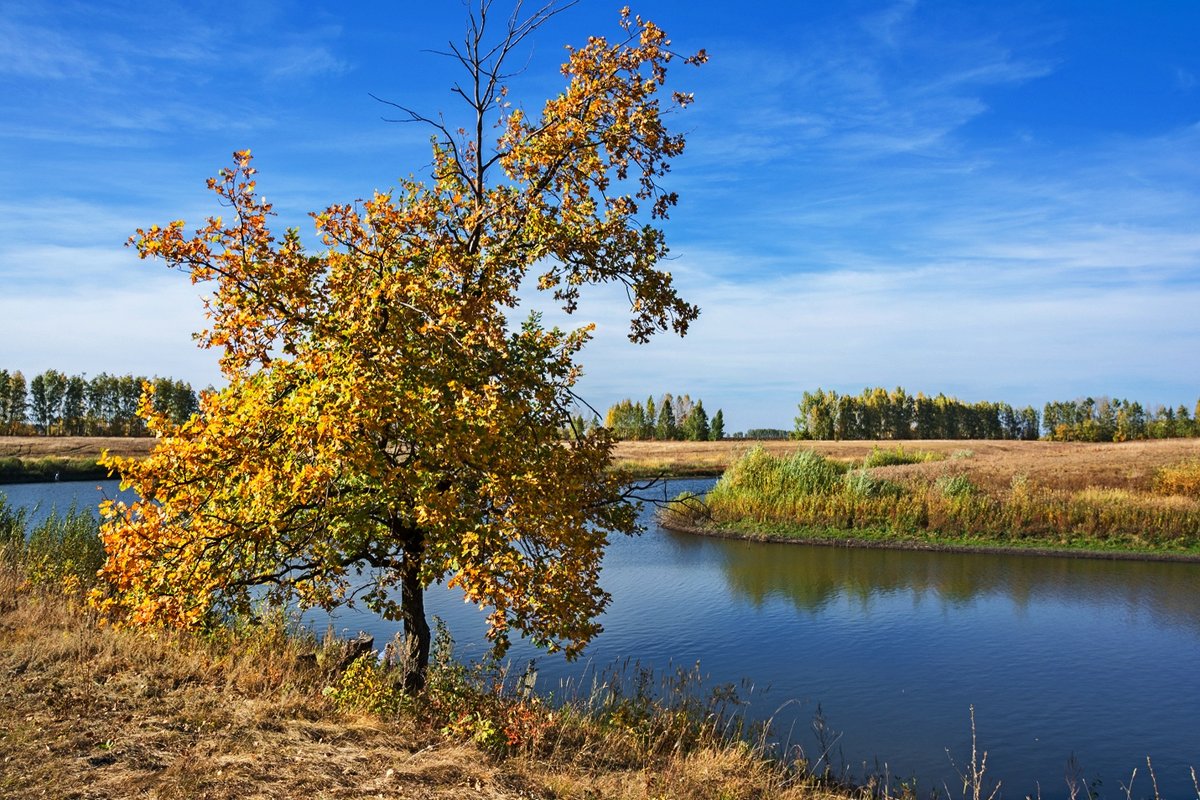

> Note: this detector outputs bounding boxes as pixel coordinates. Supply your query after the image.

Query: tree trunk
[398,529,431,693]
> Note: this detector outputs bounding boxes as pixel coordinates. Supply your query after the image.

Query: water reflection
[660,528,1200,634]
[6,477,1200,798]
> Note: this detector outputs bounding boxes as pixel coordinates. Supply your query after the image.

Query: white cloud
[0,280,221,387]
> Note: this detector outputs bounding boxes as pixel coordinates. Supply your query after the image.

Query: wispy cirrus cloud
[0,18,97,80]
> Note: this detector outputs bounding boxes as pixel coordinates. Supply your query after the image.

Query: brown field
[614,437,1200,494]
[0,435,155,460]
[5,435,1200,495]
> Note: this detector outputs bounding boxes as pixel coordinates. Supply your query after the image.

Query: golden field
[612,437,1200,493]
[5,436,1200,495]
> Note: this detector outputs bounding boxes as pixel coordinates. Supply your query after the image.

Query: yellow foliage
[95,7,704,691]
[1154,460,1200,499]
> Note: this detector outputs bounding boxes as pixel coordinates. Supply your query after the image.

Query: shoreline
[658,515,1200,563]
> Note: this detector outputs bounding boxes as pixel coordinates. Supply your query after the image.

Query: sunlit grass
[681,447,1200,556]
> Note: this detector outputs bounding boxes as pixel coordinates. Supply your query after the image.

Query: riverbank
[0,437,150,484]
[0,501,839,800]
[664,443,1200,561]
[659,516,1200,563]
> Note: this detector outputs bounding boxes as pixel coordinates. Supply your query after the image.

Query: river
[3,477,1198,799]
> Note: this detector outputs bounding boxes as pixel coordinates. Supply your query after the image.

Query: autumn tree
[96,4,704,692]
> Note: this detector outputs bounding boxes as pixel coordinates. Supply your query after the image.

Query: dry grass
[0,566,830,800]
[9,436,1200,496]
[613,438,1200,494]
[0,436,155,461]
[681,443,1200,557]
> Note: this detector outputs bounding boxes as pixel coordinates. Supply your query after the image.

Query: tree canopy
[95,4,705,690]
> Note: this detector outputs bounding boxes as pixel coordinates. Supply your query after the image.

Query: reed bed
[674,447,1200,556]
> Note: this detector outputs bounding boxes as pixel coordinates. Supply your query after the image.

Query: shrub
[23,505,105,593]
[862,446,943,468]
[778,449,844,495]
[0,498,28,564]
[322,653,401,716]
[935,474,976,499]
[842,469,901,499]
[1154,460,1200,499]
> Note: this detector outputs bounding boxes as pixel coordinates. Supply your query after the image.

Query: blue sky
[2,1,1199,431]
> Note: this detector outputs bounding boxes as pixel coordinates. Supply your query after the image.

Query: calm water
[5,477,1199,798]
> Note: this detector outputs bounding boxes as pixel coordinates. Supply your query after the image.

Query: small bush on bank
[935,474,976,499]
[24,505,105,593]
[843,469,902,499]
[862,446,944,468]
[0,499,28,561]
[0,497,104,593]
[1154,460,1200,499]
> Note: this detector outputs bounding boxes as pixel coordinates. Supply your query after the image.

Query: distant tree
[604,399,647,440]
[1176,405,1194,438]
[643,395,657,440]
[0,370,10,434]
[656,395,678,440]
[744,428,790,440]
[709,408,724,441]
[5,371,27,434]
[152,377,200,427]
[795,388,836,440]
[671,394,694,439]
[28,374,51,434]
[1018,406,1040,441]
[43,370,69,435]
[64,375,87,435]
[682,399,709,441]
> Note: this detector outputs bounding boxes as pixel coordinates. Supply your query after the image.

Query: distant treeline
[1043,397,1200,442]
[604,393,725,441]
[795,387,1200,442]
[0,369,199,437]
[795,387,1040,441]
[729,429,790,440]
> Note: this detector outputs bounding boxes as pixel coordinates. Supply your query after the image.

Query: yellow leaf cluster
[100,8,701,677]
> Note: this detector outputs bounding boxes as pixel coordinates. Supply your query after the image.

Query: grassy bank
[0,497,849,800]
[0,455,109,483]
[666,446,1200,559]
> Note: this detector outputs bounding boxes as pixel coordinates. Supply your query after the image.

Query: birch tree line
[0,369,199,436]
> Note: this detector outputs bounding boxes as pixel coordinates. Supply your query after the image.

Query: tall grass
[1155,460,1200,499]
[688,448,1200,554]
[0,496,104,592]
[862,445,945,468]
